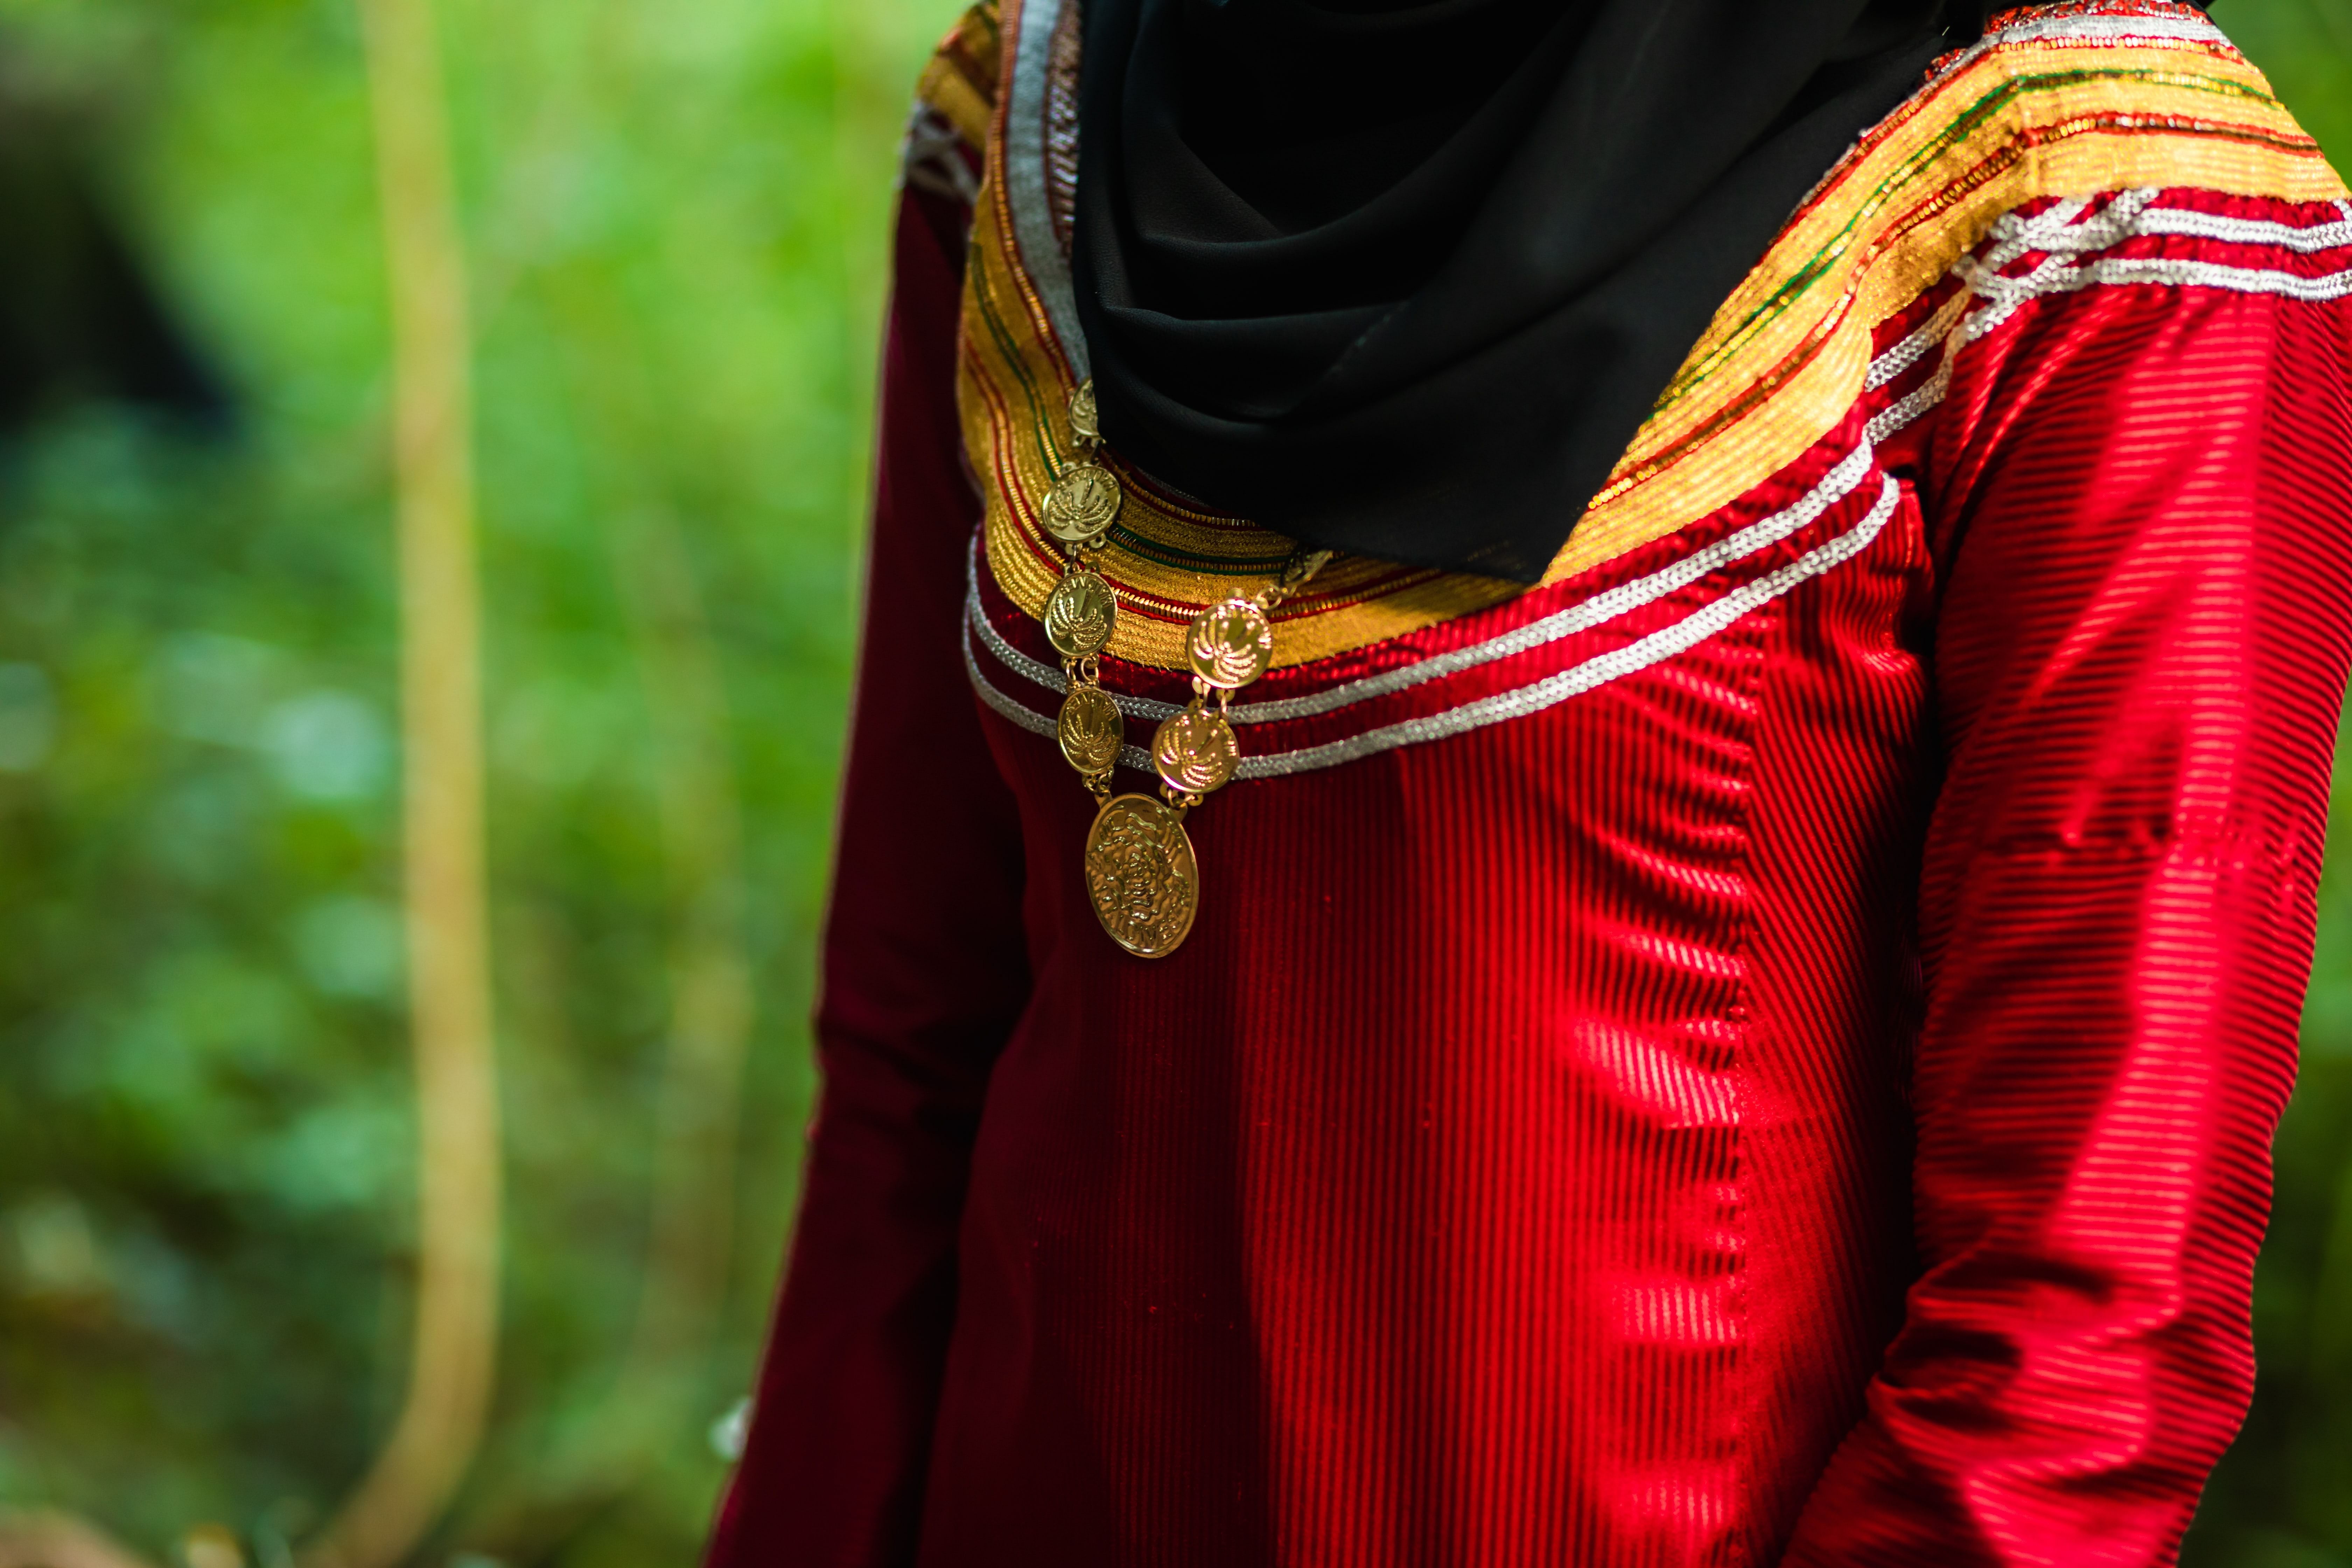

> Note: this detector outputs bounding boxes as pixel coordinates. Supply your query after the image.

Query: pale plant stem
[305,0,501,1561]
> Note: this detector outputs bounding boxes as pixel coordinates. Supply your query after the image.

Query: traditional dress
[710,3,2352,1563]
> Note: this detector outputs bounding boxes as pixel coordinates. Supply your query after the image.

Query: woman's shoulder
[1895,0,2333,210]
[905,0,1001,203]
[1603,0,2344,584]
[919,1,1000,140]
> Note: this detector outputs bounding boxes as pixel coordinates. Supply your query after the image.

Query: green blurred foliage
[0,0,959,1559]
[0,0,2346,1564]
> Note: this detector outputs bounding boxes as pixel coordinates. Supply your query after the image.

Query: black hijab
[1073,0,1968,582]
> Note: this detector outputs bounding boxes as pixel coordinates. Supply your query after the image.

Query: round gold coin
[1056,683,1124,777]
[1083,793,1199,959]
[1068,380,1100,446]
[1152,706,1238,798]
[1042,462,1122,545]
[1044,568,1119,659]
[1187,597,1274,690]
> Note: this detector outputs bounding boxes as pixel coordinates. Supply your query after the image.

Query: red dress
[710,4,2352,1563]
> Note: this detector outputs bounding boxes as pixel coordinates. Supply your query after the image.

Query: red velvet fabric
[703,182,1026,1568]
[708,182,2352,1567]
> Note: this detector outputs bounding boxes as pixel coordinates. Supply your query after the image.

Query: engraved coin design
[1042,462,1122,544]
[1044,569,1119,659]
[1056,684,1124,777]
[1084,793,1199,958]
[1068,380,1100,446]
[1152,706,1238,798]
[1187,597,1275,690]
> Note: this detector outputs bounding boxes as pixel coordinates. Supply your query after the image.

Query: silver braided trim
[1972,249,2352,310]
[964,439,1910,778]
[1874,187,2352,438]
[1003,0,1087,379]
[1865,287,1976,391]
[1866,189,2352,394]
[965,556,1166,714]
[2133,200,2352,252]
[1985,9,2227,47]
[901,103,981,205]
[1953,189,2352,348]
[967,438,1884,728]
[965,476,1900,780]
[963,600,1156,774]
[1975,186,2352,269]
[1931,6,2229,87]
[1220,474,1901,780]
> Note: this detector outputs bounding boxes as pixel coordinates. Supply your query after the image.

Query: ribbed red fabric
[708,181,2352,1567]
[1780,205,2352,1568]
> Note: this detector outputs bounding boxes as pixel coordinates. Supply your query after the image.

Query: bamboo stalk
[306,0,500,1561]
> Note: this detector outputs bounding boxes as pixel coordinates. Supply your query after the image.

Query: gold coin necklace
[1041,380,1329,960]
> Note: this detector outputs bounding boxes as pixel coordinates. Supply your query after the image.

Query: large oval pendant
[1083,793,1199,959]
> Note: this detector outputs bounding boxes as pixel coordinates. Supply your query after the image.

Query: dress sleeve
[1780,195,2352,1565]
[702,146,1031,1568]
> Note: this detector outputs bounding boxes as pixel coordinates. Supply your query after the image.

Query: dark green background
[0,1,2346,1562]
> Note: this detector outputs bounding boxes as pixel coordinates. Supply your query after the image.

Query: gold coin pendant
[1044,569,1119,659]
[1043,462,1122,545]
[1188,597,1274,690]
[1056,684,1124,777]
[1083,793,1199,959]
[1069,380,1101,446]
[1152,707,1238,798]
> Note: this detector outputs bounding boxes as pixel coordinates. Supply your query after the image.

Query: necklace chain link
[1043,380,1327,958]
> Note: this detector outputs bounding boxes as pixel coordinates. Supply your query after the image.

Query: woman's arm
[1783,191,2352,1566]
[707,42,1026,1566]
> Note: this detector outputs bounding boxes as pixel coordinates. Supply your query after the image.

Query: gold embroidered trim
[915,0,1000,152]
[958,3,2346,671]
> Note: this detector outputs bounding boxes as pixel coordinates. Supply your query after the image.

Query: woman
[710,1,2352,1562]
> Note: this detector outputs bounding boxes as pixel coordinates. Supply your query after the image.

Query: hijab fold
[1073,0,1963,581]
